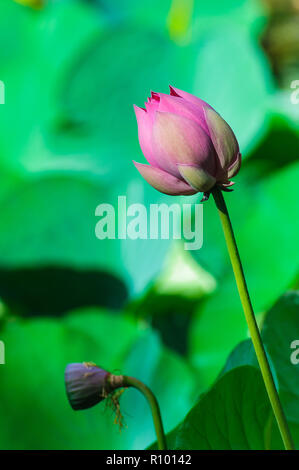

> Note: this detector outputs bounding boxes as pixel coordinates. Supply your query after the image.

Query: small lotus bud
[65,362,122,411]
[65,364,166,448]
[133,86,241,197]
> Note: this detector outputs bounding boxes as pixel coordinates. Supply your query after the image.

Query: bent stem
[122,376,167,450]
[211,186,294,451]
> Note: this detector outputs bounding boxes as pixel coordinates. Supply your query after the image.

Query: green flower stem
[123,376,167,450]
[211,186,294,451]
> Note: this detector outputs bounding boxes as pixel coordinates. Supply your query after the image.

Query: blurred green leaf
[0,1,104,174]
[150,291,299,450]
[127,241,216,356]
[0,0,283,301]
[100,0,266,37]
[199,291,299,448]
[0,2,204,296]
[154,241,216,299]
[190,162,299,386]
[0,174,175,296]
[262,291,299,425]
[0,0,297,453]
[192,26,274,155]
[0,267,128,316]
[192,0,265,29]
[165,366,283,450]
[247,93,299,177]
[219,339,257,377]
[93,0,173,31]
[0,308,196,449]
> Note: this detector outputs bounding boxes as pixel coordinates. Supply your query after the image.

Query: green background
[0,0,298,450]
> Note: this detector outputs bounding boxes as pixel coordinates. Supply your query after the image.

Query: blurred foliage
[0,0,298,450]
[0,308,197,449]
[152,292,299,450]
[189,161,299,387]
[14,0,43,8]
[261,0,299,88]
[171,366,284,450]
[262,291,299,425]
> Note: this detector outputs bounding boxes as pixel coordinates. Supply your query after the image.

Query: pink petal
[204,107,239,174]
[152,111,217,178]
[134,104,160,168]
[157,92,210,135]
[221,181,235,187]
[145,94,160,122]
[227,152,242,179]
[177,164,216,192]
[169,86,213,113]
[133,162,197,195]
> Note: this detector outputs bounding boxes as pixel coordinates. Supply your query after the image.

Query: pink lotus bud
[133,86,241,197]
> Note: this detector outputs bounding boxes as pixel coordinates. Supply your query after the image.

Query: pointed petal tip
[150,91,160,101]
[169,85,180,97]
[133,160,151,168]
[133,104,146,114]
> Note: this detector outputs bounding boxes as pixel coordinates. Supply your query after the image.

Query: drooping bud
[65,364,167,449]
[64,362,123,411]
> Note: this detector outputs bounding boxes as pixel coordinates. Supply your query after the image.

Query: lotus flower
[133,86,241,197]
